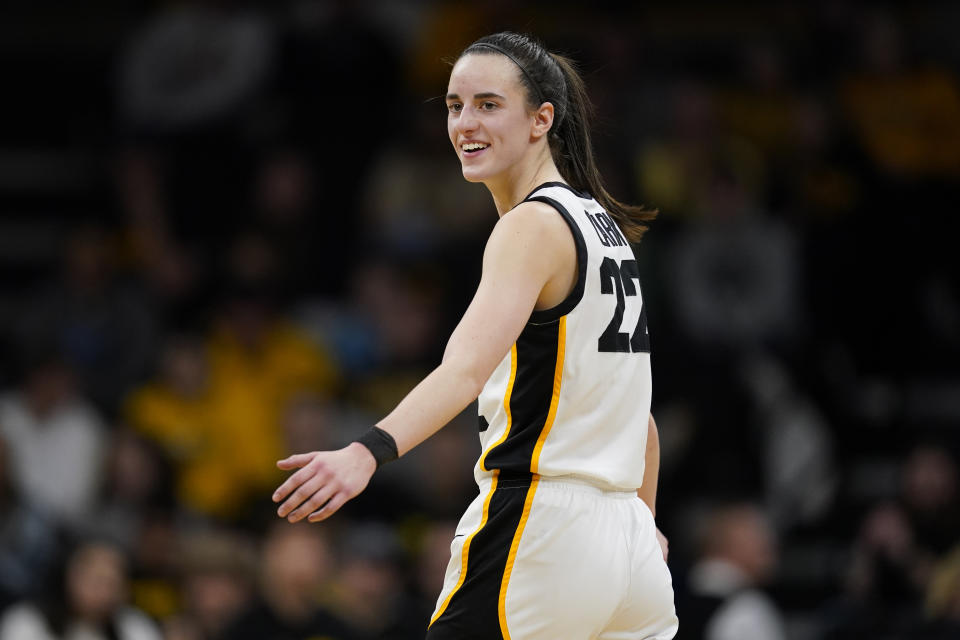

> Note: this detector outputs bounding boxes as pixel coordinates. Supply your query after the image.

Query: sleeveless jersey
[474,182,652,491]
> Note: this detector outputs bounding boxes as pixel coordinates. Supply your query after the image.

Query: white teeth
[462,142,489,151]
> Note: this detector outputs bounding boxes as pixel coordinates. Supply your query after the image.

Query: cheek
[498,122,527,158]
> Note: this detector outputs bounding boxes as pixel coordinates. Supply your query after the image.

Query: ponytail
[548,54,656,243]
[462,32,656,243]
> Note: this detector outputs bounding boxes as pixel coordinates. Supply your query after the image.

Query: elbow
[441,358,490,400]
[462,368,489,400]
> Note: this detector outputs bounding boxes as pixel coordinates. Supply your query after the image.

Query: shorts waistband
[480,472,638,499]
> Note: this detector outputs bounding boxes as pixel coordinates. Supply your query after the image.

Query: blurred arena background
[0,1,958,639]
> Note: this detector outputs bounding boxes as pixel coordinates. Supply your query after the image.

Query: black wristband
[355,426,399,468]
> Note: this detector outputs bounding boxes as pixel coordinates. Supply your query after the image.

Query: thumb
[277,452,316,470]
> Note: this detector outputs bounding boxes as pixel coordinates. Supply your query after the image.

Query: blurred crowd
[1,1,959,639]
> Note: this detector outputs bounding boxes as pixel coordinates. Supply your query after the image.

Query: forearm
[273,202,566,524]
[376,359,487,456]
[637,413,660,517]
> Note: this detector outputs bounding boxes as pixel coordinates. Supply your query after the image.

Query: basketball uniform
[427,183,678,640]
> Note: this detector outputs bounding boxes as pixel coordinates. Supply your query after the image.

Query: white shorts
[426,473,678,640]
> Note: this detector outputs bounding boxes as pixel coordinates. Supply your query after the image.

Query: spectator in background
[16,221,158,416]
[271,1,401,297]
[0,347,107,528]
[249,149,325,299]
[124,333,235,520]
[125,232,340,524]
[80,428,175,551]
[839,8,960,179]
[740,354,838,532]
[114,147,203,328]
[923,545,960,638]
[821,444,960,638]
[328,522,424,639]
[675,502,786,640]
[224,522,356,640]
[0,433,60,611]
[201,232,339,521]
[164,530,256,640]
[280,392,341,456]
[344,259,445,414]
[634,80,722,220]
[125,510,181,628]
[0,538,161,640]
[900,444,960,560]
[822,502,926,638]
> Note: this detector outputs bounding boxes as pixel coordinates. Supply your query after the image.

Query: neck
[485,144,564,216]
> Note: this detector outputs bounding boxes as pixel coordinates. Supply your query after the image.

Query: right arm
[272,201,576,523]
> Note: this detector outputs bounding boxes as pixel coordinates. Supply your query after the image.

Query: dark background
[0,1,958,639]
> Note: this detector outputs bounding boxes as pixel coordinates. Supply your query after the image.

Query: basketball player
[273,32,679,639]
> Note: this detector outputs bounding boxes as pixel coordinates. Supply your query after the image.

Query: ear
[530,102,555,140]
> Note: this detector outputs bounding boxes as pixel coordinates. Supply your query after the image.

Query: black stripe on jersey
[521,180,589,201]
[524,195,587,324]
[426,475,533,640]
[482,321,560,473]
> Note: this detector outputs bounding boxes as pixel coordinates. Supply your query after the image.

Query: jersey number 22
[598,257,650,353]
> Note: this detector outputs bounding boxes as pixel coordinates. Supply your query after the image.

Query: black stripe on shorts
[426,473,533,640]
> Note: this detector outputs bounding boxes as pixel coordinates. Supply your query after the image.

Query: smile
[461,142,490,155]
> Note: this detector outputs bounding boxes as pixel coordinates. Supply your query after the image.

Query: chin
[460,165,488,183]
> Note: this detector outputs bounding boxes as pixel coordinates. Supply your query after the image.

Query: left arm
[637,413,660,516]
[638,413,669,561]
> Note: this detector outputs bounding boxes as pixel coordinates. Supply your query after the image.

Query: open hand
[273,443,377,523]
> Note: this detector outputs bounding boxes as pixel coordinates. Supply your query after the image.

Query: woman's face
[67,544,127,622]
[446,53,537,183]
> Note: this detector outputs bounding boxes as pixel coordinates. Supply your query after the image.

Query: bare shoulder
[491,199,573,250]
[481,200,577,302]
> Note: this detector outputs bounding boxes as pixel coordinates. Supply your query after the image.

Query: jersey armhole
[524,194,588,324]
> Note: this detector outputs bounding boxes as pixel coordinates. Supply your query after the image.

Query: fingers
[273,468,316,502]
[283,482,337,523]
[273,447,374,525]
[276,472,321,519]
[308,492,350,523]
[277,452,315,470]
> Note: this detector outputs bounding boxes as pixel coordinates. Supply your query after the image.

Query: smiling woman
[272,31,678,640]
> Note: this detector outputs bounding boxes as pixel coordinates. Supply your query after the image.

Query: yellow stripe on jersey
[429,471,500,626]
[479,344,518,473]
[531,315,566,474]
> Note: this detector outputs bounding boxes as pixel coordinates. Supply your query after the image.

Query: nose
[456,105,479,136]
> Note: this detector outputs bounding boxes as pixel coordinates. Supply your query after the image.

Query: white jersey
[475,182,652,491]
[430,184,675,638]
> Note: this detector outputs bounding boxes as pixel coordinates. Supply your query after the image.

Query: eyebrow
[445,92,507,101]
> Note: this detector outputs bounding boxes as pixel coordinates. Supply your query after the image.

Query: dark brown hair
[460,32,656,243]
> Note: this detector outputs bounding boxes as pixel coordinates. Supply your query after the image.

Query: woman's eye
[481,102,497,110]
[447,103,462,113]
